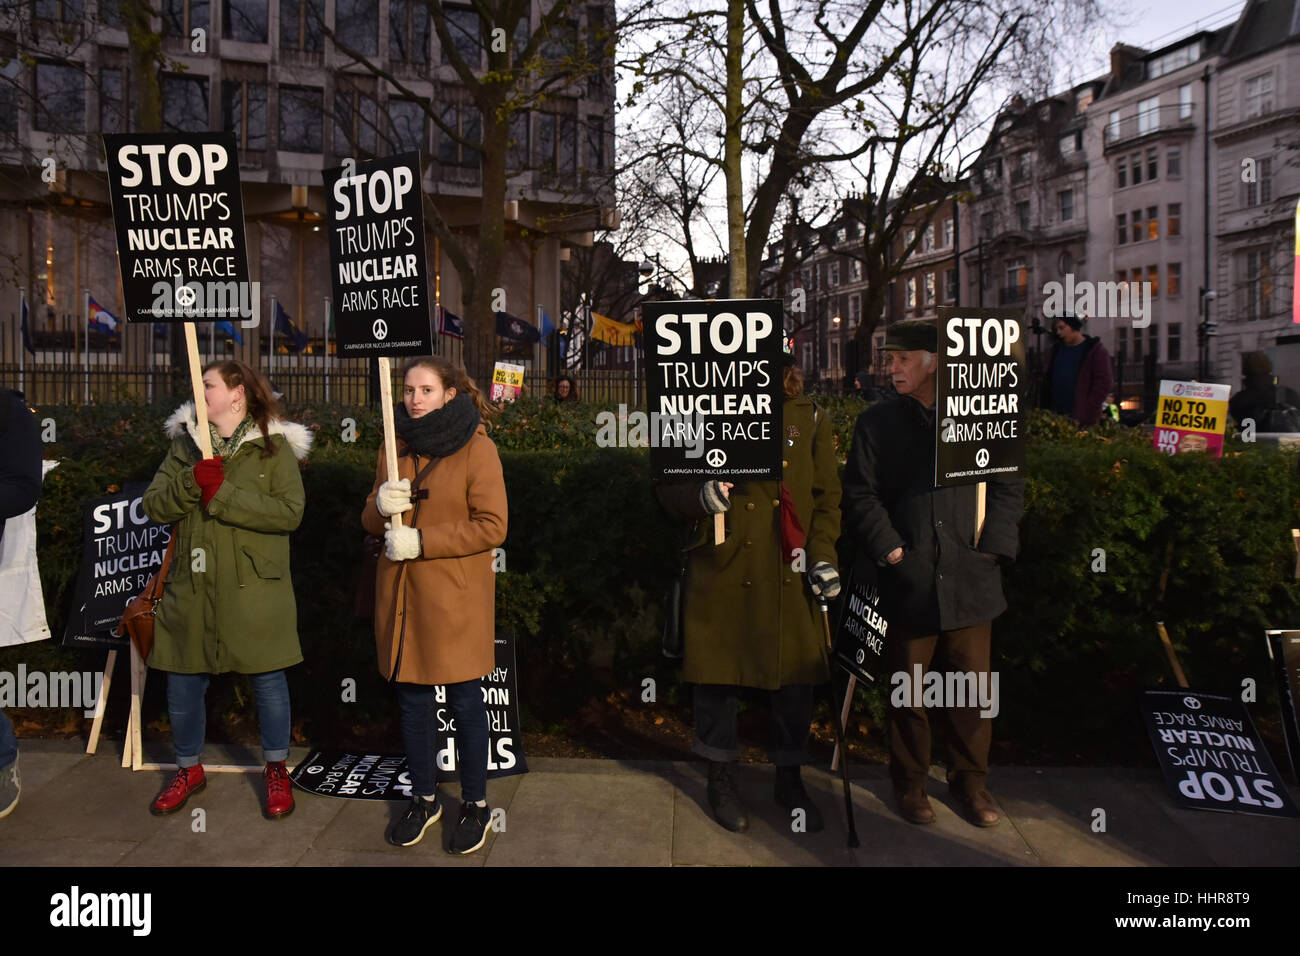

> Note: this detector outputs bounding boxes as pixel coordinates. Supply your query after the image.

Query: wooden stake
[85,648,116,755]
[974,481,987,547]
[377,355,404,529]
[130,641,147,770]
[138,763,264,774]
[713,512,724,545]
[1156,621,1190,689]
[831,674,858,772]
[1292,528,1299,581]
[124,643,139,768]
[183,322,214,459]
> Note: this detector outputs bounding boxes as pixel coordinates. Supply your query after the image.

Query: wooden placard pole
[377,355,403,528]
[713,512,724,545]
[1156,621,1191,689]
[183,322,215,459]
[974,481,987,547]
[85,649,117,755]
[1292,528,1299,580]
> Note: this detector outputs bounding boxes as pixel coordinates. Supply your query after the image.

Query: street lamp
[1198,288,1217,380]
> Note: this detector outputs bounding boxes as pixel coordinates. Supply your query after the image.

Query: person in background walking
[1040,315,1113,427]
[143,360,312,820]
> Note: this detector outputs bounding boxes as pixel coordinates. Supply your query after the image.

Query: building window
[280,0,323,52]
[1107,110,1120,140]
[222,79,267,150]
[1117,326,1128,359]
[829,338,840,371]
[335,0,377,55]
[1244,73,1273,119]
[979,213,993,238]
[387,98,426,154]
[1058,190,1073,222]
[1130,151,1143,185]
[34,62,84,133]
[1167,322,1181,361]
[1147,264,1158,299]
[943,217,954,248]
[278,84,322,151]
[801,341,812,370]
[1178,84,1192,119]
[223,0,267,42]
[35,0,85,20]
[1016,201,1030,231]
[442,4,481,66]
[905,227,915,248]
[848,258,862,282]
[921,224,934,251]
[506,110,529,173]
[542,17,578,61]
[1117,212,1127,245]
[1242,249,1272,320]
[163,0,210,38]
[438,100,481,168]
[1076,88,1093,112]
[905,276,916,308]
[100,66,125,134]
[333,86,378,156]
[1243,158,1272,206]
[1058,132,1077,155]
[1131,209,1142,244]
[924,272,935,306]
[1167,203,1181,237]
[1147,206,1158,241]
[849,293,861,325]
[1006,258,1026,296]
[161,74,207,132]
[1116,157,1127,188]
[829,262,840,287]
[1132,326,1144,362]
[1137,96,1159,135]
[1146,147,1158,181]
[1148,41,1199,79]
[389,0,430,63]
[1167,262,1181,297]
[583,115,604,172]
[944,269,957,303]
[1167,146,1181,178]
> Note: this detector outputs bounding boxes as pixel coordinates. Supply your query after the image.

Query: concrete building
[0,0,615,388]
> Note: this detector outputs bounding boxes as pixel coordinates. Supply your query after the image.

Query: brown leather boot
[895,787,936,825]
[953,788,1000,827]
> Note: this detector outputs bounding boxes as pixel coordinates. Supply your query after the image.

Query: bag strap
[149,525,179,599]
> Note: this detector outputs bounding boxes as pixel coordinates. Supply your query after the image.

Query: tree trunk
[723,0,747,298]
[464,88,508,388]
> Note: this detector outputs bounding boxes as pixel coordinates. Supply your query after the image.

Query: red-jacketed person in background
[142,360,312,821]
[363,356,508,854]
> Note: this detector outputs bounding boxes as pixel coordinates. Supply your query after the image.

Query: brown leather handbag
[114,526,177,659]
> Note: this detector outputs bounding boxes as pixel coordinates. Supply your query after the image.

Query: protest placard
[1265,630,1300,781]
[490,362,525,402]
[1152,380,1231,457]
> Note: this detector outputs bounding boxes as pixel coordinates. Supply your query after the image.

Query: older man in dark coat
[841,321,1025,827]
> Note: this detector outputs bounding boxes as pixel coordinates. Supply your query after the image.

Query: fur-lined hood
[164,401,312,461]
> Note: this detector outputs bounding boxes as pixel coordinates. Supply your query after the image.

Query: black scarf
[394,393,480,459]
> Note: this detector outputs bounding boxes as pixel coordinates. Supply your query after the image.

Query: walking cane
[816,594,860,849]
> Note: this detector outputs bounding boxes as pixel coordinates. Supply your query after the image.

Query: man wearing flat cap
[840,320,1025,827]
[1040,315,1113,426]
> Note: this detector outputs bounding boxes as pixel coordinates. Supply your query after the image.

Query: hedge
[5,397,1299,760]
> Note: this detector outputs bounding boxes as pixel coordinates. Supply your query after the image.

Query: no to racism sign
[934,308,1027,488]
[1153,380,1230,457]
[323,152,431,357]
[62,484,171,651]
[103,132,251,322]
[643,299,783,480]
[1141,689,1297,818]
[490,362,525,402]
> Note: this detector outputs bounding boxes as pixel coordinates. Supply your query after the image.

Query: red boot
[263,761,295,820]
[150,765,206,816]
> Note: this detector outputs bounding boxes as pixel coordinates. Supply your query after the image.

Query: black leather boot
[774,765,825,833]
[706,761,749,832]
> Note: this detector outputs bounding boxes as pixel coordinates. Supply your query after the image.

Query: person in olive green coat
[141,360,311,822]
[655,359,842,833]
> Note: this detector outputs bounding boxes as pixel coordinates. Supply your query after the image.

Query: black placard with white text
[1265,630,1300,782]
[832,563,887,683]
[1141,689,1297,818]
[643,299,783,480]
[323,152,432,357]
[103,132,252,323]
[61,484,171,650]
[290,636,527,798]
[934,308,1027,488]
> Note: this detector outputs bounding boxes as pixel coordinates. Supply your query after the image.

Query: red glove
[194,455,225,509]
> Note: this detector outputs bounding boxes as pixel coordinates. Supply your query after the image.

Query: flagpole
[18,287,25,396]
[83,288,89,404]
[269,295,276,378]
[324,297,330,403]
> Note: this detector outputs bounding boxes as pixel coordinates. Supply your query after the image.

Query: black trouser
[692,683,813,767]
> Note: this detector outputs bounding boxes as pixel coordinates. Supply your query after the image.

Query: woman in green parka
[141,360,312,821]
[655,357,842,833]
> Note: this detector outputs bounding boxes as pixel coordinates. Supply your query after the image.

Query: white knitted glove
[384,523,422,562]
[376,479,413,517]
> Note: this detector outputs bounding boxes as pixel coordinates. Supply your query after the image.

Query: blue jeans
[396,680,488,803]
[0,709,16,769]
[167,670,291,767]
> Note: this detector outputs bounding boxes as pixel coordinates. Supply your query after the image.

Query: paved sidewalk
[2,739,1298,866]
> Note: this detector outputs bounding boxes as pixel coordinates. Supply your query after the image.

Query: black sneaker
[448,801,491,855]
[387,794,442,847]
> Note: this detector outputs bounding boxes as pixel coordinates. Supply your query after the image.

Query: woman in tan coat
[361,356,507,853]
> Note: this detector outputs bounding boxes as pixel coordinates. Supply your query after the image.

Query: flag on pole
[589,311,637,346]
[216,320,244,344]
[539,306,556,344]
[20,292,34,355]
[87,296,119,337]
[438,306,464,339]
[273,300,308,353]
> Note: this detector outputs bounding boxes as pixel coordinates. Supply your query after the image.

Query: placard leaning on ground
[647,299,843,835]
[840,315,1026,829]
